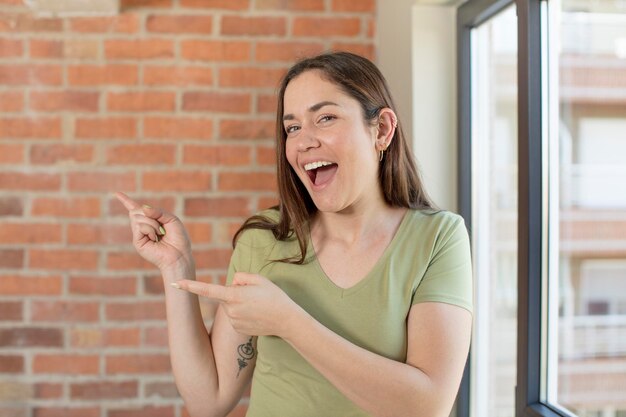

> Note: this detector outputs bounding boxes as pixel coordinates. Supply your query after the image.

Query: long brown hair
[233,51,435,264]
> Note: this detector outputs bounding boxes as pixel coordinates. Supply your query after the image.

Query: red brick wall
[0,0,375,416]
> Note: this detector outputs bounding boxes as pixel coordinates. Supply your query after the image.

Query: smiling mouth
[306,163,338,186]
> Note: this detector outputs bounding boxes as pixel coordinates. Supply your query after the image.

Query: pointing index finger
[115,191,141,211]
[172,280,232,303]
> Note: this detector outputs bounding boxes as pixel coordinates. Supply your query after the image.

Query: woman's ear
[376,108,398,150]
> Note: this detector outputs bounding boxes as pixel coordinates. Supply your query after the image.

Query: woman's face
[283,70,381,214]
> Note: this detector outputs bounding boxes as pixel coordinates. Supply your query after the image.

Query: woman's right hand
[115,191,194,273]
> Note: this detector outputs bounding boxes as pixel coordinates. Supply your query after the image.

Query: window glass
[469,5,518,417]
[546,1,626,415]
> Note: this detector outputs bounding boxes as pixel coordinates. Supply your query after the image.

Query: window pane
[469,5,518,417]
[547,1,626,415]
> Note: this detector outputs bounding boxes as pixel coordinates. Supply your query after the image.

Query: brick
[105,301,166,320]
[183,92,250,113]
[0,14,63,32]
[0,407,27,417]
[69,275,136,296]
[332,42,374,60]
[257,94,277,113]
[106,251,159,271]
[0,223,61,244]
[181,40,251,62]
[332,0,375,12]
[367,17,375,37]
[121,0,172,9]
[218,172,277,192]
[29,249,99,270]
[219,67,285,88]
[105,39,174,60]
[75,117,137,139]
[29,91,99,112]
[0,381,32,402]
[29,39,62,58]
[143,66,213,86]
[33,407,99,417]
[142,171,212,191]
[0,197,22,216]
[186,222,213,244]
[143,275,164,294]
[0,39,22,57]
[107,92,175,112]
[69,15,139,33]
[0,173,61,190]
[68,224,132,245]
[219,119,274,139]
[0,328,63,347]
[147,15,213,33]
[257,145,276,166]
[34,383,63,399]
[0,275,62,295]
[0,117,62,139]
[32,301,99,322]
[221,16,286,36]
[0,65,62,85]
[0,92,23,112]
[70,381,138,400]
[0,302,22,321]
[0,144,23,163]
[0,355,23,373]
[68,65,138,86]
[216,221,243,244]
[67,172,136,192]
[63,40,100,59]
[292,17,361,37]
[193,248,232,269]
[32,197,101,218]
[182,145,251,165]
[106,354,171,374]
[256,41,324,62]
[70,327,140,348]
[144,116,213,140]
[33,354,99,374]
[0,249,23,268]
[185,197,252,217]
[30,144,94,164]
[143,327,168,346]
[108,406,175,417]
[107,144,176,165]
[255,0,324,10]
[180,0,248,9]
[145,381,179,398]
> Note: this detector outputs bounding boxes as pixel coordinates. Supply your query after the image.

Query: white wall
[377,1,458,211]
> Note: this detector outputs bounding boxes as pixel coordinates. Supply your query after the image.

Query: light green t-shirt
[226,209,473,417]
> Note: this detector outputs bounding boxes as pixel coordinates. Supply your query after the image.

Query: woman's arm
[282,301,471,417]
[175,273,471,417]
[115,192,254,417]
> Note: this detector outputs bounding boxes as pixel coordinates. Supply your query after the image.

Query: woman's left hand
[172,272,301,337]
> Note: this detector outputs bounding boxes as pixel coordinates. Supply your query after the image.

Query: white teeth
[304,161,333,171]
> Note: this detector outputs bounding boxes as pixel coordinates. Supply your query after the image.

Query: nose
[296,128,320,152]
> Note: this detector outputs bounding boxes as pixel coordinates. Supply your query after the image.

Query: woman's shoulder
[406,208,465,230]
[234,208,282,249]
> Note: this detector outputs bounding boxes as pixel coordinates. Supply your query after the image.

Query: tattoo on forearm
[236,337,257,377]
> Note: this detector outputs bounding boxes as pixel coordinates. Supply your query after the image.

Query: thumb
[232,272,261,286]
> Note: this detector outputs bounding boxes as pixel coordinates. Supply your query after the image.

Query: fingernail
[170,282,181,289]
[159,226,166,235]
[142,204,152,209]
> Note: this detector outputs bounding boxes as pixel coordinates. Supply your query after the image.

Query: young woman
[116,52,472,417]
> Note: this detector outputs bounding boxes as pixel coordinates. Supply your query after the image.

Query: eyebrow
[282,101,339,122]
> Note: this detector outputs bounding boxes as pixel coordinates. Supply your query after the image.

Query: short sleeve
[411,215,473,313]
[225,230,254,286]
